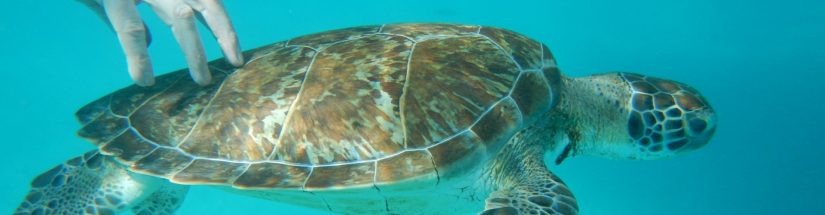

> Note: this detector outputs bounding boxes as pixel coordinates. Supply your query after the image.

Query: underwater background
[1,0,823,214]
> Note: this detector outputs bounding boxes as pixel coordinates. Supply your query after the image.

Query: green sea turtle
[16,23,717,215]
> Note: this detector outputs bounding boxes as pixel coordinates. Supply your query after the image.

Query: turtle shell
[75,23,561,190]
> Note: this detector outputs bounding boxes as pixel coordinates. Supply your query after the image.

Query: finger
[186,0,243,67]
[148,1,211,85]
[102,0,155,86]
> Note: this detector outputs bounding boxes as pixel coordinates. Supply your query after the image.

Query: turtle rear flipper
[15,151,188,215]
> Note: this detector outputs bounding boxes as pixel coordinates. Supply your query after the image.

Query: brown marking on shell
[304,162,376,190]
[381,23,478,41]
[375,150,438,187]
[480,27,543,70]
[108,71,184,116]
[648,77,681,93]
[631,81,657,94]
[510,71,553,120]
[471,98,523,153]
[653,93,676,109]
[130,147,193,177]
[179,46,315,161]
[276,34,411,164]
[289,25,381,49]
[404,36,519,148]
[632,93,654,111]
[100,129,157,162]
[427,131,486,178]
[129,71,226,147]
[233,163,310,189]
[172,159,247,184]
[77,111,129,145]
[675,93,705,111]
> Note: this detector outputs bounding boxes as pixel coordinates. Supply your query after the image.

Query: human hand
[78,0,244,86]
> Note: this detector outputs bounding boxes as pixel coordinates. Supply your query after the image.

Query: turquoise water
[2,0,823,214]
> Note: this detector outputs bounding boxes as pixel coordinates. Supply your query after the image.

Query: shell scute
[404,36,519,148]
[129,71,226,147]
[178,46,316,161]
[108,71,184,116]
[375,150,438,188]
[471,98,523,153]
[479,27,544,70]
[304,162,376,190]
[172,159,247,184]
[131,147,192,177]
[77,111,129,146]
[275,34,411,165]
[510,71,553,120]
[233,163,310,189]
[100,129,157,162]
[427,131,486,179]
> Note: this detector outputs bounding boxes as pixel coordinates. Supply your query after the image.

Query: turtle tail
[15,151,189,215]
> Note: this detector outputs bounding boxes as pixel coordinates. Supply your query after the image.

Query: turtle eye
[621,73,716,155]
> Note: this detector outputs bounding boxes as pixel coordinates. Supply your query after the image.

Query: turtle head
[555,72,716,161]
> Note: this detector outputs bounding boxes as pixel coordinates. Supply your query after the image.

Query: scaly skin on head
[547,72,717,161]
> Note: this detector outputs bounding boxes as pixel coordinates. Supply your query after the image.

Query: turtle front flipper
[15,151,188,215]
[481,150,578,215]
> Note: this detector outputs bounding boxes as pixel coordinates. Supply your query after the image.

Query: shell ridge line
[504,74,526,122]
[175,74,231,148]
[424,149,440,185]
[126,147,160,170]
[466,129,489,154]
[301,167,315,191]
[127,73,186,118]
[78,94,112,128]
[373,32,417,43]
[539,42,546,68]
[268,46,321,160]
[115,127,162,162]
[377,24,386,33]
[122,131,484,182]
[245,44,292,64]
[97,128,130,154]
[399,41,417,150]
[227,163,251,185]
[104,97,130,119]
[477,33,525,72]
[127,75,186,145]
[372,161,380,189]
[167,156,197,182]
[286,45,319,52]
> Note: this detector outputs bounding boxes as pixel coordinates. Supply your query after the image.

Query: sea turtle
[16,23,717,215]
